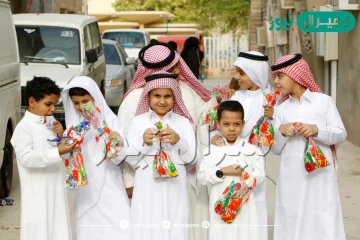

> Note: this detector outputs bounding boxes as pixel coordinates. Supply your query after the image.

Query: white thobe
[271,89,346,240]
[198,138,266,240]
[210,89,270,240]
[10,111,71,240]
[75,120,131,240]
[118,82,217,240]
[126,110,197,240]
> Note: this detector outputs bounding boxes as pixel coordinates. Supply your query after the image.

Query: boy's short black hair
[217,100,244,121]
[25,76,61,106]
[69,87,91,97]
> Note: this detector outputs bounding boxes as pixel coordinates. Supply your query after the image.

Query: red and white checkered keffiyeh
[271,54,322,101]
[124,44,211,102]
[135,72,194,126]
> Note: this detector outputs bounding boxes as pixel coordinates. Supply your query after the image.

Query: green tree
[112,0,249,35]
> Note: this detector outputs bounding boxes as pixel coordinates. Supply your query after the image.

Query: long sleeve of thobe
[313,97,347,145]
[174,119,198,165]
[198,152,223,186]
[11,127,62,168]
[125,118,154,170]
[244,152,266,189]
[271,107,289,156]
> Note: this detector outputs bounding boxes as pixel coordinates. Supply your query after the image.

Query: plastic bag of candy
[152,122,178,179]
[212,84,231,103]
[82,102,122,160]
[214,178,251,223]
[248,88,281,147]
[204,105,219,131]
[304,137,329,173]
[46,121,91,189]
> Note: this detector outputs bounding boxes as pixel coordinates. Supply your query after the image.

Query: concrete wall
[249,0,265,51]
[337,11,360,146]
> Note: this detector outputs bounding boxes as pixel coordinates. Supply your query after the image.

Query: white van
[14,14,106,122]
[102,29,151,60]
[0,0,21,198]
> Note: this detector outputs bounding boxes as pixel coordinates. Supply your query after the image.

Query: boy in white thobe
[199,100,265,240]
[11,77,75,240]
[271,54,347,240]
[126,72,197,240]
[62,76,130,240]
[210,51,272,240]
[119,43,216,240]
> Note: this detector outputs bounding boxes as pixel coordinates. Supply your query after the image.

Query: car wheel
[0,128,13,198]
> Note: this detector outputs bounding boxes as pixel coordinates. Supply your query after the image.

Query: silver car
[102,39,136,113]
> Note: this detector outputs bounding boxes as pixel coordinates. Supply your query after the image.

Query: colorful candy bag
[205,105,219,131]
[214,178,251,224]
[212,84,231,102]
[304,137,329,173]
[285,122,329,173]
[248,88,281,147]
[214,165,257,224]
[47,121,91,189]
[82,102,122,160]
[153,122,178,179]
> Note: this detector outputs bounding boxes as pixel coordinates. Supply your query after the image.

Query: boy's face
[216,110,244,144]
[71,94,95,113]
[235,67,258,91]
[273,73,296,95]
[167,63,181,81]
[149,88,174,118]
[28,94,59,117]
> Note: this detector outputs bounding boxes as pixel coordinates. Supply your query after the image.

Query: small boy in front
[198,100,265,240]
[11,76,76,240]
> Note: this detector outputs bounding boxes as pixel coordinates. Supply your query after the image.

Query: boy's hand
[279,123,294,136]
[52,121,64,137]
[221,164,242,176]
[58,139,77,155]
[211,134,224,146]
[159,127,180,145]
[126,187,134,199]
[108,131,124,147]
[263,104,274,119]
[143,128,159,145]
[297,124,318,138]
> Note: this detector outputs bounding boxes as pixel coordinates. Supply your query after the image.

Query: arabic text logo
[297,11,356,32]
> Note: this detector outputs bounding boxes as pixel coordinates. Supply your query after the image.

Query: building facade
[9,0,83,14]
[250,0,360,147]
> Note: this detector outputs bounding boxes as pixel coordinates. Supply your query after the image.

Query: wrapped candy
[152,121,178,179]
[212,84,231,103]
[64,121,90,189]
[248,88,281,147]
[82,102,122,160]
[204,105,219,131]
[288,122,303,138]
[214,178,251,223]
[304,137,329,173]
[47,121,91,189]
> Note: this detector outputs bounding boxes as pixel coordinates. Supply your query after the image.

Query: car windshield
[16,26,81,65]
[104,43,122,65]
[102,32,145,49]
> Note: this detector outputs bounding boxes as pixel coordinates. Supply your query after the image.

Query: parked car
[102,29,151,69]
[0,0,21,198]
[102,39,135,113]
[14,13,106,123]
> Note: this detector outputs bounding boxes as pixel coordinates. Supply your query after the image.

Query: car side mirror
[126,57,136,65]
[86,49,98,64]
